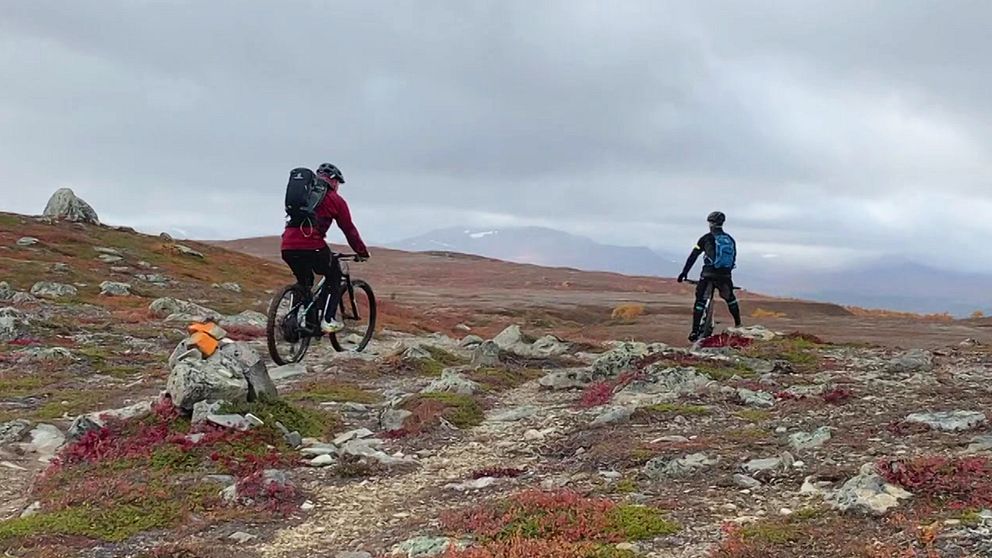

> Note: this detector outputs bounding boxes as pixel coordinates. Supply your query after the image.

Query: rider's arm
[332,196,370,257]
[679,235,707,278]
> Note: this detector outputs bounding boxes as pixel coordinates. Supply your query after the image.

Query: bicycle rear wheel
[330,279,377,353]
[266,284,312,365]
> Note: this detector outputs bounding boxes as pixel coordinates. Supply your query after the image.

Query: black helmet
[316,163,345,183]
[707,211,726,226]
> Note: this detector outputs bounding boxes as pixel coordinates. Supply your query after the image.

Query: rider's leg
[717,277,742,327]
[281,250,316,292]
[312,248,344,331]
[690,278,709,340]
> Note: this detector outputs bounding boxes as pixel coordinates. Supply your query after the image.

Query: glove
[355,253,370,262]
[677,273,687,283]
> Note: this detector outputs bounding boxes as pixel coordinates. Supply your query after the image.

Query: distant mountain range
[392,226,992,316]
[391,226,683,278]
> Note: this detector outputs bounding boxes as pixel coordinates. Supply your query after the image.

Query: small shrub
[821,387,853,405]
[441,490,679,544]
[578,382,615,408]
[700,334,753,349]
[442,538,634,558]
[222,324,266,340]
[1,399,301,544]
[398,392,485,434]
[751,308,786,319]
[877,456,992,508]
[611,304,645,321]
[471,467,525,479]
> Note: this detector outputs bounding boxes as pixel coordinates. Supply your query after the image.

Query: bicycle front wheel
[330,279,377,353]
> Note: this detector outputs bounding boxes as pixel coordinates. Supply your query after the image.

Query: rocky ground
[2,212,992,557]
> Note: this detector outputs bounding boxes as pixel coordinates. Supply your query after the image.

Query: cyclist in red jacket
[281,163,370,334]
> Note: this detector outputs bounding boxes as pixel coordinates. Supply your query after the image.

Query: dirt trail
[260,380,574,556]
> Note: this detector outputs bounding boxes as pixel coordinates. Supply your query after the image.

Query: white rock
[43,188,100,223]
[309,454,337,467]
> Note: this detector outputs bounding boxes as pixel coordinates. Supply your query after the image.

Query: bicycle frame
[288,256,364,327]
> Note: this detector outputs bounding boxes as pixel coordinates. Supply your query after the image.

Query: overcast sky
[2,1,992,272]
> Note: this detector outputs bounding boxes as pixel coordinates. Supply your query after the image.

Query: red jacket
[281,178,369,255]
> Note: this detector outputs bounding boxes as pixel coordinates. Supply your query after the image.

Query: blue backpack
[711,233,736,270]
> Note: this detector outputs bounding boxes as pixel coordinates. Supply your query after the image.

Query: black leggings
[281,247,342,322]
[693,275,742,331]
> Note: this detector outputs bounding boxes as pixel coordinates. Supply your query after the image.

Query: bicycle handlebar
[333,253,366,261]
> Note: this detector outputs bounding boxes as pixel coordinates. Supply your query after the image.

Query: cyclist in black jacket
[677,211,742,342]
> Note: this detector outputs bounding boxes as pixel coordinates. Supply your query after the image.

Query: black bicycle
[686,279,742,340]
[266,254,377,365]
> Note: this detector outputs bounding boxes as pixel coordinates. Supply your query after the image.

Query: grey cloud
[1,1,991,273]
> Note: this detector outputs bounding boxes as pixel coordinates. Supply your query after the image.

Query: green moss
[957,510,984,527]
[0,375,53,397]
[740,521,805,544]
[285,381,380,404]
[0,503,183,542]
[587,547,638,558]
[149,445,201,471]
[414,358,446,377]
[697,362,755,381]
[614,478,638,494]
[33,389,111,420]
[792,506,824,521]
[424,346,469,366]
[0,214,24,227]
[413,392,484,428]
[737,409,772,422]
[220,397,339,438]
[743,338,821,370]
[607,505,680,539]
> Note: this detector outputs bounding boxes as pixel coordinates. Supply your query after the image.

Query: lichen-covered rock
[743,452,794,476]
[827,463,912,516]
[0,307,28,342]
[492,325,570,358]
[43,188,100,223]
[422,369,481,396]
[589,342,666,380]
[470,340,501,366]
[0,419,32,445]
[887,349,933,374]
[539,368,593,390]
[590,406,634,427]
[220,310,268,329]
[99,281,132,296]
[167,355,250,412]
[737,388,775,408]
[905,410,987,432]
[175,244,205,259]
[644,453,718,479]
[30,281,78,299]
[149,297,222,321]
[789,426,833,451]
[14,347,73,362]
